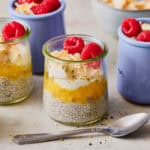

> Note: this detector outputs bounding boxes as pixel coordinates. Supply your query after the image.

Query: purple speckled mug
[117,18,150,104]
[9,0,66,74]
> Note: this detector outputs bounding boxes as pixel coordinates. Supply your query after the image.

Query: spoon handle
[13,127,108,145]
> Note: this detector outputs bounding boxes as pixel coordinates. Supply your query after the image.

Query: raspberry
[88,61,101,69]
[48,0,61,11]
[17,0,42,4]
[136,31,150,42]
[2,21,26,41]
[63,36,85,54]
[121,18,141,37]
[17,0,34,4]
[81,43,103,59]
[34,0,43,3]
[31,0,61,15]
[81,43,103,68]
[31,3,50,14]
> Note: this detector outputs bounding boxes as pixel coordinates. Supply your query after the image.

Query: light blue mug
[9,0,66,74]
[117,18,150,104]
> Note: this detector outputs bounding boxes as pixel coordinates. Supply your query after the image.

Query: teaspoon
[13,113,149,145]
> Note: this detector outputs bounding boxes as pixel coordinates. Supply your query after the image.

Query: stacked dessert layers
[0,20,32,104]
[43,36,108,125]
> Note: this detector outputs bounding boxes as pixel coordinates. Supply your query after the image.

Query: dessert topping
[102,0,150,10]
[17,0,42,4]
[17,0,33,4]
[2,21,26,41]
[63,36,85,54]
[50,50,101,80]
[81,43,103,68]
[136,31,150,42]
[121,18,141,37]
[81,43,103,60]
[63,36,104,68]
[121,18,150,42]
[31,0,60,14]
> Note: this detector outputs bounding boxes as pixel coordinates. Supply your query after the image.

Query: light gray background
[0,0,150,150]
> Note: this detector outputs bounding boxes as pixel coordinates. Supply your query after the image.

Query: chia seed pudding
[43,35,108,126]
[44,91,107,125]
[0,18,33,104]
[0,76,33,104]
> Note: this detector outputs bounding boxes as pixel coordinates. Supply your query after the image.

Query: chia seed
[0,76,33,104]
[43,91,107,125]
[110,116,114,119]
[89,142,92,146]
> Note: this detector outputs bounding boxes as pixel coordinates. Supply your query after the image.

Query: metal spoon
[13,113,149,145]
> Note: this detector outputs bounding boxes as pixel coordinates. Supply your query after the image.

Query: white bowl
[91,0,150,37]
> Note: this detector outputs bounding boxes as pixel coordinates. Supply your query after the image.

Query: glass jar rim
[43,34,108,64]
[0,17,31,44]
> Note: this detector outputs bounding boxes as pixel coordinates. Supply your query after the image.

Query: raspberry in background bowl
[15,0,61,15]
[9,0,66,74]
[117,18,150,104]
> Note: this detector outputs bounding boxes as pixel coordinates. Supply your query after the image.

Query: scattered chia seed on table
[89,142,92,146]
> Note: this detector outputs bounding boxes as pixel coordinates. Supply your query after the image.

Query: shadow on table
[123,123,150,140]
[70,123,150,141]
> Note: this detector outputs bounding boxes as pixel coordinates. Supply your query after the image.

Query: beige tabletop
[0,0,150,150]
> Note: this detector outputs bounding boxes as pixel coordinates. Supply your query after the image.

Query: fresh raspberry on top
[81,43,103,68]
[81,43,103,60]
[31,0,61,15]
[31,3,50,14]
[17,0,34,4]
[121,18,141,37]
[17,0,42,4]
[47,0,61,12]
[136,31,150,42]
[34,0,43,3]
[2,21,26,41]
[63,36,85,54]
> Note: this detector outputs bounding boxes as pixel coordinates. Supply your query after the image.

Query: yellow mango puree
[44,72,107,104]
[0,61,32,80]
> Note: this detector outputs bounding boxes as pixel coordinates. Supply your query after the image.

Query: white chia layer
[0,77,33,103]
[43,91,107,125]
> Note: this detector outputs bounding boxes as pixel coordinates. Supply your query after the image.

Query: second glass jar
[0,18,33,105]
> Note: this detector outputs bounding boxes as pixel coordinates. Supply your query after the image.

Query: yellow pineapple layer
[0,61,32,80]
[44,72,107,104]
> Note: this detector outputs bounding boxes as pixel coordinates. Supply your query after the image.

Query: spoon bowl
[108,113,149,137]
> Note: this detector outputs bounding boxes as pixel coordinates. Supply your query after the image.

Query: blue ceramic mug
[9,0,66,74]
[117,18,150,104]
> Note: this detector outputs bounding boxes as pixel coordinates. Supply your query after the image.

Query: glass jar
[43,34,108,126]
[0,18,33,105]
